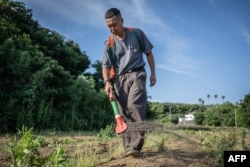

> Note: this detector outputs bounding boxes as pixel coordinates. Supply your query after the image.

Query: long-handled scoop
[109,92,127,134]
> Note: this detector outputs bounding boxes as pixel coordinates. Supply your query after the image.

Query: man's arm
[102,68,112,95]
[102,67,110,82]
[146,51,156,87]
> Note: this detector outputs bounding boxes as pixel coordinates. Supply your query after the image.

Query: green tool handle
[111,101,119,115]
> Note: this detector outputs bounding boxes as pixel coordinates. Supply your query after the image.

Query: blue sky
[19,0,250,104]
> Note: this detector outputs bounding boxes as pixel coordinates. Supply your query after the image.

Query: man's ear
[121,17,124,23]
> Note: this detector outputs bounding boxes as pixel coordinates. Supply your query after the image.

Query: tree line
[0,0,249,132]
[147,93,250,128]
[0,0,112,131]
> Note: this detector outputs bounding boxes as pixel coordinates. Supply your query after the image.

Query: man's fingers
[150,77,156,87]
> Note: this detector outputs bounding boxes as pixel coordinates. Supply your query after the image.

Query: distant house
[178,114,194,125]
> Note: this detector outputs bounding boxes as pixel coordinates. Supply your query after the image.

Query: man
[102,8,156,157]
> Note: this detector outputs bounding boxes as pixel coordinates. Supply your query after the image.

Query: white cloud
[125,0,168,30]
[23,0,109,27]
[23,0,199,76]
[207,0,216,8]
[241,26,250,46]
[156,32,199,76]
[157,62,195,76]
[24,0,169,30]
[120,1,198,77]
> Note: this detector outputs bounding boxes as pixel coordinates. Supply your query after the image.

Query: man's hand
[105,81,112,96]
[150,74,156,87]
[146,51,156,87]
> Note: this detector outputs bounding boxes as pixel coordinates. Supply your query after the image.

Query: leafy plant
[98,123,115,141]
[46,144,67,167]
[7,125,67,167]
[7,126,45,167]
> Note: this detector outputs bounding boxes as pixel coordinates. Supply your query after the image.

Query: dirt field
[96,132,214,167]
[1,124,246,167]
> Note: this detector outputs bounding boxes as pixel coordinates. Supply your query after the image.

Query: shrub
[199,130,237,165]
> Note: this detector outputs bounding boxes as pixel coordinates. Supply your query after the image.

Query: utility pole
[168,106,172,119]
[234,108,237,128]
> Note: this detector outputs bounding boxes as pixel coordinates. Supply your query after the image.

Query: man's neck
[115,27,126,40]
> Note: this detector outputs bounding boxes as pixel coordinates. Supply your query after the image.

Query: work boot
[126,150,141,157]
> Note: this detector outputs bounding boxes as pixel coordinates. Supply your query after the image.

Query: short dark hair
[105,8,121,19]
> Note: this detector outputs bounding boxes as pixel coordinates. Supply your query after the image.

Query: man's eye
[109,24,116,28]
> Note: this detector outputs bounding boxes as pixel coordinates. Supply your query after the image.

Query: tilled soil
[0,124,219,167]
[96,130,214,167]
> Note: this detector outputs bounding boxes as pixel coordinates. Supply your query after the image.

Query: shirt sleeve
[135,28,154,54]
[102,45,112,68]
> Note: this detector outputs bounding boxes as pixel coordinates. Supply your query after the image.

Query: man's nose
[110,26,115,31]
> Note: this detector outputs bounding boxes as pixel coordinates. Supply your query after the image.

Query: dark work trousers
[113,70,147,152]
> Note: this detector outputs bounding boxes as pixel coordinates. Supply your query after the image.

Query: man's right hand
[105,81,112,96]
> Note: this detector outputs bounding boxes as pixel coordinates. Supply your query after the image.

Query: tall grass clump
[98,123,116,141]
[239,129,250,150]
[7,125,67,167]
[156,136,167,152]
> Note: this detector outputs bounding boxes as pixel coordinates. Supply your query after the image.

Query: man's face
[105,16,123,36]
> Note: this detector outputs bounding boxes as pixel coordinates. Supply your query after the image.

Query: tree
[221,95,225,103]
[1,0,91,78]
[214,94,218,115]
[85,60,104,91]
[194,112,204,125]
[207,94,210,104]
[0,0,112,131]
[0,0,39,35]
[237,93,250,128]
[219,102,234,126]
[198,98,205,112]
[214,94,218,103]
[33,29,91,78]
[198,98,202,103]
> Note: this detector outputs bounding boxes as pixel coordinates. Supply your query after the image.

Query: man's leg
[126,70,147,151]
[114,70,147,153]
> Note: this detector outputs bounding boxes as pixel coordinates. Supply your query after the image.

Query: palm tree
[214,94,218,104]
[221,95,225,103]
[207,94,210,104]
[201,99,205,106]
[214,94,218,115]
[198,98,202,103]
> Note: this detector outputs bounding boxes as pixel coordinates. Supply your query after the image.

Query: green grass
[2,125,249,167]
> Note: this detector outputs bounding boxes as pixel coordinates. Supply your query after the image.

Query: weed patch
[7,126,67,167]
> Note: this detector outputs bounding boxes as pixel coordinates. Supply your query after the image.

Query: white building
[178,114,194,125]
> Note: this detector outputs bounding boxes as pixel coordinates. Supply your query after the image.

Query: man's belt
[127,66,145,73]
